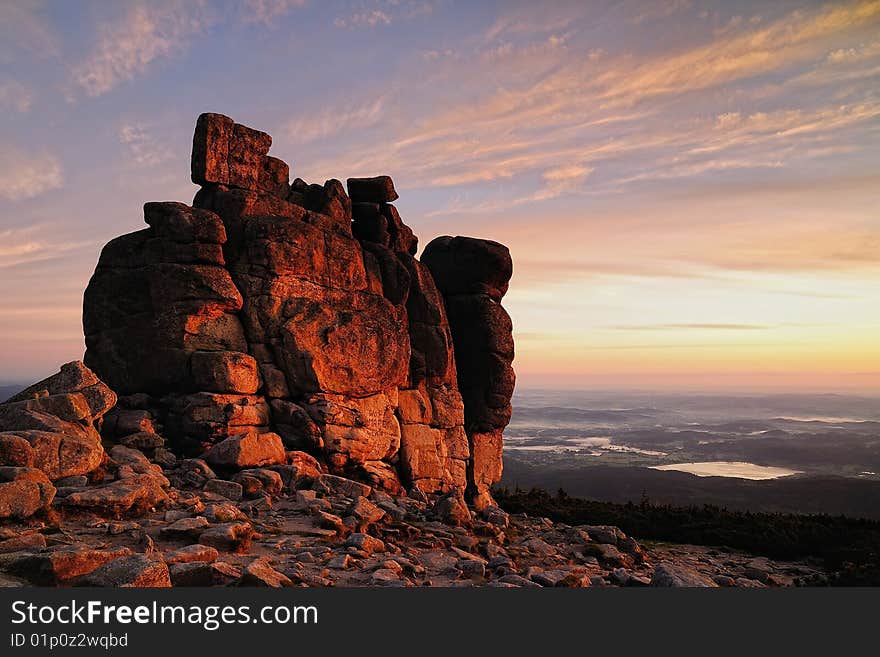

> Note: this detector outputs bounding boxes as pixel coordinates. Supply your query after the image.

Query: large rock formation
[422,237,515,508]
[82,113,513,507]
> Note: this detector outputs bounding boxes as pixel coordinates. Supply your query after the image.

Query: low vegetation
[494,486,880,585]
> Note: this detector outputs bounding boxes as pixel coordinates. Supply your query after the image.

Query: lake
[649,461,802,480]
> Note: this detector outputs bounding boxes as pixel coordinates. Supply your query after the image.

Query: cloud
[118,122,174,166]
[241,0,308,26]
[298,0,880,205]
[71,1,214,97]
[334,10,392,29]
[0,147,63,201]
[0,77,33,112]
[0,226,89,269]
[334,1,436,29]
[534,164,594,199]
[284,95,387,143]
[483,1,585,41]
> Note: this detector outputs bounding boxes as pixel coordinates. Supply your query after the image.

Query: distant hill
[502,455,880,520]
[0,385,24,402]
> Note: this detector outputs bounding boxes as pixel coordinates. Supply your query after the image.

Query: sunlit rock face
[83,113,514,505]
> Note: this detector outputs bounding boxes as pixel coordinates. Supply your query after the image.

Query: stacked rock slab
[422,237,515,509]
[83,112,510,504]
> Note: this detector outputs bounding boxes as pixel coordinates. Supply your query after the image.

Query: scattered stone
[0,467,55,519]
[201,503,247,523]
[164,544,219,565]
[498,574,541,588]
[321,475,372,499]
[198,522,254,553]
[203,478,244,500]
[234,468,283,498]
[347,496,385,529]
[0,533,46,553]
[8,547,132,585]
[64,474,169,516]
[170,561,240,587]
[206,432,286,469]
[159,516,210,541]
[345,533,385,555]
[520,537,557,557]
[327,554,353,569]
[481,505,509,527]
[76,554,171,587]
[651,563,719,588]
[370,568,403,586]
[430,491,472,528]
[239,557,292,587]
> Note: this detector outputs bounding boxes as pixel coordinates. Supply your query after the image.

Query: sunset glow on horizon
[1,0,879,393]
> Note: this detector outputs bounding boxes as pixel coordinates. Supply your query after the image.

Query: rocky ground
[0,446,827,587]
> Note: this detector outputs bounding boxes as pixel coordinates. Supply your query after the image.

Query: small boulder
[76,554,171,587]
[321,474,371,498]
[651,563,719,588]
[239,557,292,587]
[8,547,132,585]
[198,521,254,553]
[206,431,285,469]
[429,491,472,528]
[164,544,219,565]
[159,516,210,541]
[0,532,46,554]
[0,466,56,519]
[64,473,168,516]
[233,468,283,498]
[203,478,244,501]
[345,533,385,555]
[347,496,385,529]
[0,433,35,467]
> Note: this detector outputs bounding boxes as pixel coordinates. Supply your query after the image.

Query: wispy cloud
[0,146,63,201]
[300,0,880,205]
[71,1,214,98]
[118,122,174,166]
[334,1,435,29]
[284,95,387,143]
[334,9,392,29]
[241,0,308,26]
[0,226,90,269]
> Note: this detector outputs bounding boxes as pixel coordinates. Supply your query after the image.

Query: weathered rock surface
[81,113,505,503]
[0,467,56,519]
[0,362,121,520]
[422,237,515,508]
[0,362,112,487]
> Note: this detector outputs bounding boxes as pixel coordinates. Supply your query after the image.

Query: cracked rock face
[81,113,515,507]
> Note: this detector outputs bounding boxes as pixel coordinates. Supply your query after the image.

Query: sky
[1,0,879,393]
